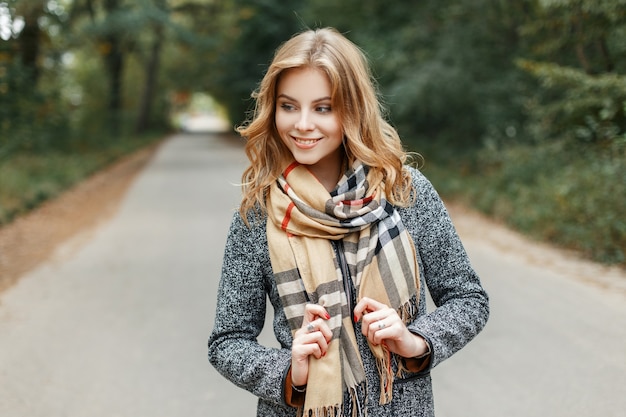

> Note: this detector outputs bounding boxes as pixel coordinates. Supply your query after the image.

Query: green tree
[14,0,46,90]
[68,0,136,136]
[0,0,70,156]
[206,0,305,125]
[64,0,213,136]
[519,0,626,145]
[134,0,168,133]
[303,0,533,148]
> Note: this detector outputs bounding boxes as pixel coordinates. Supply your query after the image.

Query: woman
[208,27,489,417]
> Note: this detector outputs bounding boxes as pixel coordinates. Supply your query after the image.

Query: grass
[0,132,165,226]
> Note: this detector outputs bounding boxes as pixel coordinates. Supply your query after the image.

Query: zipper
[332,239,356,323]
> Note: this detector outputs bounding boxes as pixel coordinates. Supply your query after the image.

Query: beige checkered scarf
[267,160,419,417]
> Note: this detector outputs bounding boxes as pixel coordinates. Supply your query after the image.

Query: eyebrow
[277,93,331,103]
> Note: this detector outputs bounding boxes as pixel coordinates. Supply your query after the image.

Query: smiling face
[275,67,344,191]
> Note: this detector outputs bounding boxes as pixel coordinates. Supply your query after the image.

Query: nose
[294,110,314,131]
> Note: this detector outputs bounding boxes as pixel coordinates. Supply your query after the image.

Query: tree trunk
[104,35,124,135]
[103,0,123,136]
[16,2,44,90]
[597,37,614,73]
[135,23,164,133]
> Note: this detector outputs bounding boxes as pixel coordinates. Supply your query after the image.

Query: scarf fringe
[398,294,419,323]
[374,344,393,405]
[348,383,367,417]
[301,404,342,417]
[393,295,421,379]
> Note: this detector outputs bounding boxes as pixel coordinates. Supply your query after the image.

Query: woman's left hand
[353,297,429,359]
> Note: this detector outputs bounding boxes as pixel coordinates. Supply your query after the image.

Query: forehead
[276,67,332,99]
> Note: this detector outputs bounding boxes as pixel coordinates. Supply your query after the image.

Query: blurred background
[0,0,624,266]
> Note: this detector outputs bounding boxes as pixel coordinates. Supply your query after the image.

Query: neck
[313,155,347,193]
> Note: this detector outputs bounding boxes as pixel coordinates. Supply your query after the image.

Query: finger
[303,303,331,324]
[359,307,392,338]
[292,339,324,361]
[316,320,334,343]
[297,318,333,345]
[368,319,392,344]
[305,322,317,334]
[294,329,330,358]
[313,333,329,358]
[362,309,402,343]
[353,297,387,322]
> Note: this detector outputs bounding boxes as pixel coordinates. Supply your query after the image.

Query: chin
[292,156,320,167]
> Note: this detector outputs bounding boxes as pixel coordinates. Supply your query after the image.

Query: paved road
[1,132,625,417]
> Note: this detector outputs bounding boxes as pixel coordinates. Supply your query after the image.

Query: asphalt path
[1,132,625,416]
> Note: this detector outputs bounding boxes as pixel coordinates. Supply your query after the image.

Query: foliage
[425,139,626,264]
[206,0,305,125]
[300,0,537,149]
[519,61,626,145]
[517,0,626,147]
[0,0,72,156]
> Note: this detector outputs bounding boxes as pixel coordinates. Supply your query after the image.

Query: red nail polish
[325,312,331,320]
[353,314,358,322]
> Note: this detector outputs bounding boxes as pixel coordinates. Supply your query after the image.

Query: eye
[316,105,332,113]
[280,103,296,111]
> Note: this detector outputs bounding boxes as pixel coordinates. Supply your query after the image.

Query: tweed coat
[208,167,489,417]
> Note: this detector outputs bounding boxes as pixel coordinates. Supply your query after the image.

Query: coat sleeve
[404,168,490,369]
[208,211,292,406]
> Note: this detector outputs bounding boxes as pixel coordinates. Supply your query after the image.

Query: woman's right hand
[290,304,333,387]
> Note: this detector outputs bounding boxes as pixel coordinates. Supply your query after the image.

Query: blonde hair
[238,27,414,220]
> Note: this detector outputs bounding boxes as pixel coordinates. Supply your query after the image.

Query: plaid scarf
[267,160,419,417]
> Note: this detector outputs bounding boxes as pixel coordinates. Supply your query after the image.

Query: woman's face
[275,67,343,190]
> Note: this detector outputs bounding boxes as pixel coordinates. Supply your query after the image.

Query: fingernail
[325,312,331,320]
[353,314,358,322]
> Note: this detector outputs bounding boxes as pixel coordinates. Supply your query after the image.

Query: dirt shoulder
[0,142,163,293]
[446,202,626,296]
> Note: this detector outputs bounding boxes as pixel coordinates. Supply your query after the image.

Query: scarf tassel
[398,295,419,323]
[394,296,420,379]
[375,344,394,405]
[347,384,366,417]
[302,404,342,417]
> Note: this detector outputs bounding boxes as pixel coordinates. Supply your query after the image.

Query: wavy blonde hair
[238,27,414,221]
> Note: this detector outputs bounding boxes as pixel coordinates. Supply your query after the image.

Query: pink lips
[292,136,321,147]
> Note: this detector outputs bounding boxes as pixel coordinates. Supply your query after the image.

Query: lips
[293,136,321,145]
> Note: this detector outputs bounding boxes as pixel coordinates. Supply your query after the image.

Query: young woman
[208,27,489,417]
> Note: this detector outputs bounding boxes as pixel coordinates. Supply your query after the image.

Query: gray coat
[208,167,489,416]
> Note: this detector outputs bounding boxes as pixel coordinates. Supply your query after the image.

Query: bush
[422,139,626,265]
